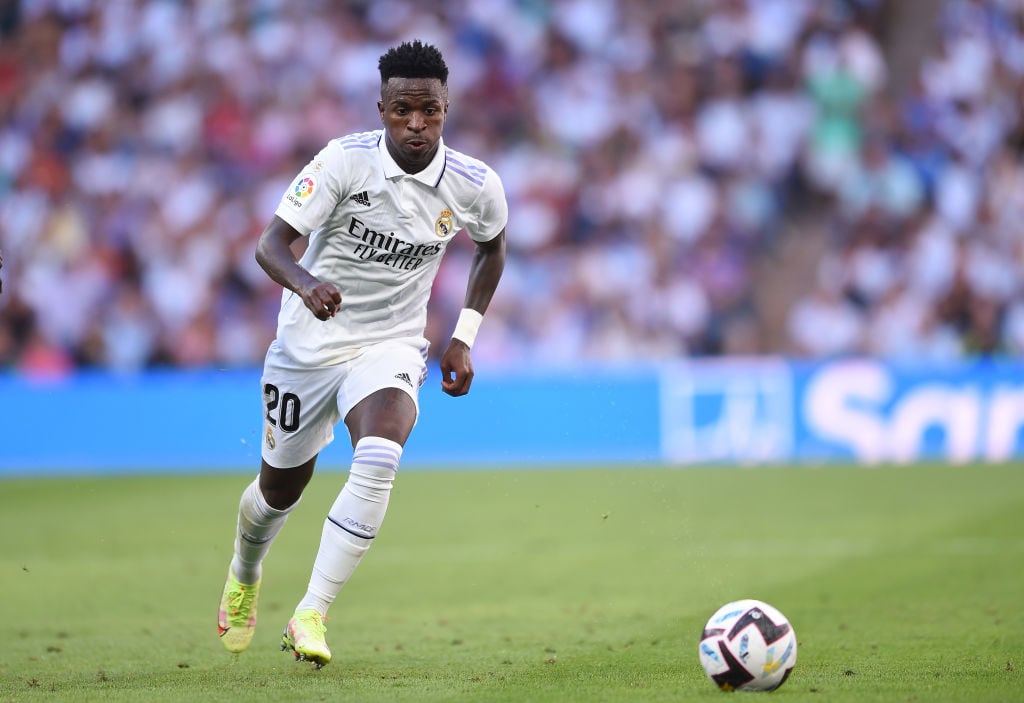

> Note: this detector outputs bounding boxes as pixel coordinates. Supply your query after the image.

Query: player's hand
[299,281,342,321]
[440,339,474,397]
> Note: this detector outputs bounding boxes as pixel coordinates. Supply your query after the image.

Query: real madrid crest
[435,208,453,238]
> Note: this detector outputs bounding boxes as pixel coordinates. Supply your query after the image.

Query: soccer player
[216,40,507,668]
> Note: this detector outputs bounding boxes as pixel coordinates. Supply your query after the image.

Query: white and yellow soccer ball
[698,599,797,692]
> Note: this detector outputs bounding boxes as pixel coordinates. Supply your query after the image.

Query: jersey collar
[379,131,446,187]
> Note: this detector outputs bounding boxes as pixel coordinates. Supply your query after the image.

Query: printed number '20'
[264,383,301,433]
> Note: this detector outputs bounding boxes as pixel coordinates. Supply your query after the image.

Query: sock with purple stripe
[296,436,402,616]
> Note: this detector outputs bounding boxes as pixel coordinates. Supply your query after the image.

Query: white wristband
[452,308,484,348]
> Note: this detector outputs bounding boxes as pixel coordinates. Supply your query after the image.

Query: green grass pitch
[1,463,1022,702]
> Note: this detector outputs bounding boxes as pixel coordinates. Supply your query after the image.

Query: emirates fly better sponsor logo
[347,216,442,271]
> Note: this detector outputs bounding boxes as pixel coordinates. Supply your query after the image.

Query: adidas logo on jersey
[351,191,370,206]
[394,372,412,387]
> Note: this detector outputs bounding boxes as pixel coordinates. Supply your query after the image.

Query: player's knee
[259,457,315,509]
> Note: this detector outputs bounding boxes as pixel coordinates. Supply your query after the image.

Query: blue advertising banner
[0,364,662,475]
[658,358,1024,465]
[1,359,1020,475]
[659,359,795,465]
[793,359,1024,464]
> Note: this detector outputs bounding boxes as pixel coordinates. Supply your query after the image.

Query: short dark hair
[378,40,449,85]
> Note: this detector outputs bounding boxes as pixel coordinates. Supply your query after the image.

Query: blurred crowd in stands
[0,0,1022,376]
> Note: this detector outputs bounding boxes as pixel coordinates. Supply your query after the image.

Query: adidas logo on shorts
[394,372,412,387]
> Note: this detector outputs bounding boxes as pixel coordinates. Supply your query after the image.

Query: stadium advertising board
[796,359,1024,464]
[660,358,1024,465]
[1,359,1021,474]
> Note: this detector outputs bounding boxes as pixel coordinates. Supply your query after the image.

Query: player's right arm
[255,216,341,321]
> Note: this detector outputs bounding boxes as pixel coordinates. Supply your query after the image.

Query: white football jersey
[271,130,508,367]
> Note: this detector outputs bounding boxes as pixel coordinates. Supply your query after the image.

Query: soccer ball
[698,599,797,692]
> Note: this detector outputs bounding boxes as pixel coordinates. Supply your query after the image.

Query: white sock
[230,478,296,584]
[296,437,402,616]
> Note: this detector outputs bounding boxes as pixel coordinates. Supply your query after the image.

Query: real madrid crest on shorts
[265,425,276,450]
[435,208,453,238]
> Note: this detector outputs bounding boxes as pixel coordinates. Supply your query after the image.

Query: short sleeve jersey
[272,130,508,367]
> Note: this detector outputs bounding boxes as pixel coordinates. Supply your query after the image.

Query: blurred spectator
[788,255,865,357]
[0,0,1022,375]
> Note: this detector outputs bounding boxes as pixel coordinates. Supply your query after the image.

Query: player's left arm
[440,229,506,397]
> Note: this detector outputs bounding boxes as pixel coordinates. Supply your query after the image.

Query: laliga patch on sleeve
[284,174,316,210]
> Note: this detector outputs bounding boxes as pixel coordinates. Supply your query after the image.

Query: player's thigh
[339,340,427,445]
[260,360,344,469]
[345,387,418,446]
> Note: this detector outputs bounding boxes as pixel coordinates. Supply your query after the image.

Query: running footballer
[216,40,507,668]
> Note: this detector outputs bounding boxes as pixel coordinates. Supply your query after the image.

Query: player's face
[378,77,448,174]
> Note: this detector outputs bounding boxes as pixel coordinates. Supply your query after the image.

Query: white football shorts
[259,338,428,468]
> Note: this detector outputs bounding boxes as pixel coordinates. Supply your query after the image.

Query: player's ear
[377,100,385,122]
